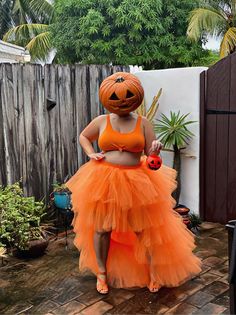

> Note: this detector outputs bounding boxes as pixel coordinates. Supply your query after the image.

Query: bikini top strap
[137,115,142,127]
[135,115,142,130]
[106,114,112,128]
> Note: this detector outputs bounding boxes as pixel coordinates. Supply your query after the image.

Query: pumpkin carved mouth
[119,104,131,108]
[110,104,132,111]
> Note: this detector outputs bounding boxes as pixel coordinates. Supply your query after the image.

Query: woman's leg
[93,230,111,294]
[94,230,111,271]
[135,231,161,293]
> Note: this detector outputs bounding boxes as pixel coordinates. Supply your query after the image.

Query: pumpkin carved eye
[126,90,134,98]
[110,92,119,100]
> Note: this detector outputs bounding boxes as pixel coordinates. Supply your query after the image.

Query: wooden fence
[0,64,129,202]
[200,51,236,224]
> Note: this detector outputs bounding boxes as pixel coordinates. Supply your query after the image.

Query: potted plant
[52,182,72,210]
[154,110,196,212]
[0,182,49,258]
[51,182,74,230]
[188,212,202,234]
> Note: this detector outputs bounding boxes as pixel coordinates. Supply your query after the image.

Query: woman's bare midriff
[103,151,142,166]
[97,113,144,166]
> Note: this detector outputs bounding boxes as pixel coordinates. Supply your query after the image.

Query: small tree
[50,0,209,68]
[154,111,196,204]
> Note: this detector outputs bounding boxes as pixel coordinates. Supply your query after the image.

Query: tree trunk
[172,144,181,205]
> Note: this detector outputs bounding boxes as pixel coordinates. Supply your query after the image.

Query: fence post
[226,220,236,315]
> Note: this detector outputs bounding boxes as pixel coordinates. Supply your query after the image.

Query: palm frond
[230,0,236,17]
[187,7,227,41]
[0,0,14,38]
[135,88,162,122]
[135,99,146,116]
[26,31,51,60]
[220,27,236,57]
[28,0,54,23]
[13,0,53,24]
[3,23,48,47]
[146,88,162,121]
[13,0,29,24]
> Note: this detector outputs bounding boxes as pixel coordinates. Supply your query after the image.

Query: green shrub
[0,182,46,250]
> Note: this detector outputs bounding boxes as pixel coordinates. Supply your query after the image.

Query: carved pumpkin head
[99,72,144,115]
[146,154,162,170]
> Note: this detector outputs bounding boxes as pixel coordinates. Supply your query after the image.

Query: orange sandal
[96,271,109,294]
[148,281,161,293]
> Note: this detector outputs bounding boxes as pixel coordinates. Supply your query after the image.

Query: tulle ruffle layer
[65,157,202,288]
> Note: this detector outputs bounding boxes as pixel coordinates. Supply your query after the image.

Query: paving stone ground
[0,222,230,315]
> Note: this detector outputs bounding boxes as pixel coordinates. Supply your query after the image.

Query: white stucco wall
[0,40,30,63]
[134,67,208,214]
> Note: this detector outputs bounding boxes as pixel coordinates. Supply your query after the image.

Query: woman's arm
[142,116,163,156]
[79,115,105,160]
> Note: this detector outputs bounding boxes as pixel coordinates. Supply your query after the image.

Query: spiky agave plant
[154,111,196,204]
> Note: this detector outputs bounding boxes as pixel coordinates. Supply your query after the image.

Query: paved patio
[0,222,230,315]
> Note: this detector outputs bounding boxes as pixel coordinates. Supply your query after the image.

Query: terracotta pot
[174,204,191,229]
[174,204,190,215]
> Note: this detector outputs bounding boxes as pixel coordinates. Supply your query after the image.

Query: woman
[65,72,201,294]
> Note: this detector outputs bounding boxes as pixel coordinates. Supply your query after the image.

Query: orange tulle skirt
[65,156,202,288]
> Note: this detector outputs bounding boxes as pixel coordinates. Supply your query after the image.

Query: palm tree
[1,0,54,61]
[154,111,195,204]
[187,0,236,58]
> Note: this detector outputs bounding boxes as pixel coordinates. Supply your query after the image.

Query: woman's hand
[88,152,105,160]
[148,140,163,155]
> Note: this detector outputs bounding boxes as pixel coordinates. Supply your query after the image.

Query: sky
[203,36,221,51]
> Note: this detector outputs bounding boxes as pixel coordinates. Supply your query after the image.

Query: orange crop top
[98,114,145,153]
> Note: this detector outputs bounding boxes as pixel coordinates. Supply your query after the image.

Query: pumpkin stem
[115,76,125,83]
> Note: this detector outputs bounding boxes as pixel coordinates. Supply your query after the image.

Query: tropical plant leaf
[135,88,162,122]
[220,27,236,57]
[13,0,53,24]
[135,99,146,116]
[28,0,54,23]
[13,0,30,24]
[146,88,162,121]
[232,0,236,17]
[3,23,49,59]
[2,0,53,60]
[26,31,51,60]
[187,7,227,41]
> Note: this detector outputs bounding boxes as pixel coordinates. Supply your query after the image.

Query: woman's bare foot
[96,271,108,294]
